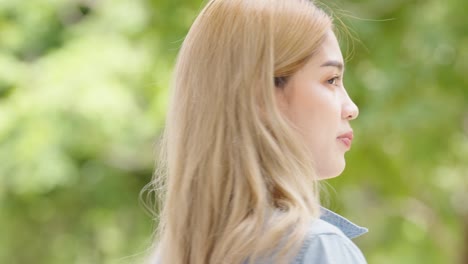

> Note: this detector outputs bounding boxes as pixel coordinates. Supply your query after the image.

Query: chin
[319,172,342,180]
[318,160,346,180]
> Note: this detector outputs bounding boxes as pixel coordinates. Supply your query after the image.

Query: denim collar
[319,207,368,239]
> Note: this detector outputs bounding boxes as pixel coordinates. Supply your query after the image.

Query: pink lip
[337,131,353,148]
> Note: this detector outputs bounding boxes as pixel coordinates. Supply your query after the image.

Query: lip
[337,131,354,149]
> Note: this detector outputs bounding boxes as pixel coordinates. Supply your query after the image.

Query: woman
[146,0,368,263]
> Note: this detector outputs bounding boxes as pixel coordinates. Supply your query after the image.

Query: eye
[327,76,341,86]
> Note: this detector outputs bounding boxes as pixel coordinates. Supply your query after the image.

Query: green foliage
[0,0,466,263]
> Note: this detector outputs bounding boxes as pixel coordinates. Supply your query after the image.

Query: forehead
[309,31,344,67]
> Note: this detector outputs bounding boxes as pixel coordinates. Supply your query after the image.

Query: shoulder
[293,219,367,264]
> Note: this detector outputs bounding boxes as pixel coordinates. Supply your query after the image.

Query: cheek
[287,95,334,162]
[303,124,343,179]
[285,85,344,177]
[287,85,337,141]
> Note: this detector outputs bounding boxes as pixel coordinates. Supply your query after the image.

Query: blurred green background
[0,0,466,263]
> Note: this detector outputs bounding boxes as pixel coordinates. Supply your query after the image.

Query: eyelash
[327,75,341,86]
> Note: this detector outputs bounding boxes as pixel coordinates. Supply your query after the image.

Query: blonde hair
[145,0,332,263]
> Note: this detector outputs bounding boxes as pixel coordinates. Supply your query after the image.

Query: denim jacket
[152,207,368,264]
[291,207,368,264]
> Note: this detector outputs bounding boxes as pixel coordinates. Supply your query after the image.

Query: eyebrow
[320,60,345,72]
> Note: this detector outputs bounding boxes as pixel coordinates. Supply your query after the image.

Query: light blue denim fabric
[291,207,368,264]
[153,207,368,264]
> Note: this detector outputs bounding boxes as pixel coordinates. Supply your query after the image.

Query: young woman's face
[276,31,359,179]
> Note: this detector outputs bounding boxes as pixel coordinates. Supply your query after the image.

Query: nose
[342,92,359,120]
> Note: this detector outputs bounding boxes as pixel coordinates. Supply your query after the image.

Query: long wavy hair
[144,0,332,263]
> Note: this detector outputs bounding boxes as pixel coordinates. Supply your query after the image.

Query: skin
[275,30,359,179]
